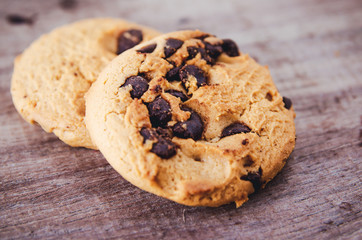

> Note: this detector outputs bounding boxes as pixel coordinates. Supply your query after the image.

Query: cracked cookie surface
[11,18,160,149]
[85,30,296,206]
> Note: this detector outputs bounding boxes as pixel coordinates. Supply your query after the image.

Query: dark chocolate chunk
[187,46,213,64]
[204,41,223,59]
[222,39,240,57]
[122,76,149,99]
[266,93,273,101]
[147,97,172,127]
[140,127,157,142]
[166,65,182,81]
[155,127,172,139]
[221,123,251,138]
[152,85,162,94]
[173,111,203,140]
[282,97,292,110]
[166,90,189,102]
[242,139,249,145]
[140,127,176,159]
[137,43,157,53]
[198,47,214,64]
[241,168,262,191]
[117,29,143,54]
[187,46,199,59]
[164,38,184,58]
[179,65,207,89]
[151,138,177,159]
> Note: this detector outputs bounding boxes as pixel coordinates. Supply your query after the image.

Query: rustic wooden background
[0,0,361,239]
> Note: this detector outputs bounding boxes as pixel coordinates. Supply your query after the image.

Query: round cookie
[11,18,161,149]
[85,30,296,207]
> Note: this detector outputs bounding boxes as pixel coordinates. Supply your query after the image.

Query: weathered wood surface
[0,0,361,239]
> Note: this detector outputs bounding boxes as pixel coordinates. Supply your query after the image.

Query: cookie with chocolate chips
[85,30,296,207]
[11,18,160,149]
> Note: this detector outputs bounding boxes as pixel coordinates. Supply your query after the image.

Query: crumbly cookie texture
[85,30,296,207]
[11,18,161,149]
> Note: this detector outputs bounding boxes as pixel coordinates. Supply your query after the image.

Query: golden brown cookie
[85,30,296,206]
[11,18,161,149]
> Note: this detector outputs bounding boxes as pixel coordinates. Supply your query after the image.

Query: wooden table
[1,0,361,239]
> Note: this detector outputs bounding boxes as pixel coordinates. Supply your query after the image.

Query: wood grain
[0,0,361,239]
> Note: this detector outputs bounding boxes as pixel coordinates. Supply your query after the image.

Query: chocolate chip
[166,90,189,102]
[152,137,177,159]
[155,127,172,139]
[198,47,214,64]
[241,168,262,191]
[204,42,223,59]
[283,97,292,110]
[140,127,176,159]
[122,76,149,99]
[140,127,157,142]
[173,110,203,140]
[166,65,182,81]
[179,65,207,90]
[137,43,157,53]
[117,29,143,54]
[147,97,172,127]
[222,39,240,57]
[266,93,273,101]
[187,46,199,59]
[242,139,249,145]
[164,38,184,58]
[141,127,171,142]
[221,123,251,138]
[152,85,162,94]
[186,46,213,64]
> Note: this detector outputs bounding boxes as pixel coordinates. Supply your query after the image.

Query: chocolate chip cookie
[85,30,296,207]
[11,18,160,149]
